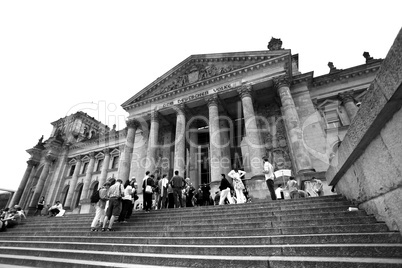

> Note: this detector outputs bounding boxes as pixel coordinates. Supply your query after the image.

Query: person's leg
[91,205,102,229]
[219,189,228,205]
[266,179,276,200]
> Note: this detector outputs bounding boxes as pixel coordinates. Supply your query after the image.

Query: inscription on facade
[158,81,241,110]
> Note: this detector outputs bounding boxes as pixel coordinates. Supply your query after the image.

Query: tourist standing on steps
[34,196,45,216]
[263,157,276,200]
[159,174,169,209]
[170,170,187,208]
[219,174,234,205]
[228,168,247,204]
[141,171,151,210]
[117,179,133,223]
[90,181,111,231]
[102,179,124,231]
[143,174,155,212]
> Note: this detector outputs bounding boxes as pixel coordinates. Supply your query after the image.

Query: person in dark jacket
[143,175,155,212]
[219,174,234,205]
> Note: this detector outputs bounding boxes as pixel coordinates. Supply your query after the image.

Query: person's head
[116,179,123,184]
[150,174,155,179]
[55,201,61,205]
[123,179,130,188]
[131,177,136,183]
[234,167,238,172]
[278,184,282,188]
[145,171,150,175]
[263,157,268,162]
[174,170,179,175]
[40,196,45,200]
[162,174,167,179]
[109,178,116,185]
[133,182,138,188]
[103,182,111,188]
[290,176,295,181]
[221,174,226,179]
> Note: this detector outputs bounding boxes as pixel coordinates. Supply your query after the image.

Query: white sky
[0,1,401,192]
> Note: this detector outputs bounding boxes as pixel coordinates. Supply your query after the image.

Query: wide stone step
[22,204,355,226]
[2,232,402,245]
[1,242,402,258]
[0,249,401,268]
[15,216,378,233]
[6,223,390,237]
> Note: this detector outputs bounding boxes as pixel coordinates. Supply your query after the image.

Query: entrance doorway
[197,130,210,185]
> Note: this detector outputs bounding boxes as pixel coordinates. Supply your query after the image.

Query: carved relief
[155,63,236,96]
[257,103,292,170]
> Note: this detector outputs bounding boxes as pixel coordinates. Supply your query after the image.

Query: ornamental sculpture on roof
[267,37,283,51]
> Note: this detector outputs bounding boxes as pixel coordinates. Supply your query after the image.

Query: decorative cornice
[273,75,291,89]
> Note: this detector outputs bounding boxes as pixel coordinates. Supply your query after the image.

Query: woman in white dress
[228,168,247,204]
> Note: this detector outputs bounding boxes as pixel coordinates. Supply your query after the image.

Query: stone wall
[326,28,402,232]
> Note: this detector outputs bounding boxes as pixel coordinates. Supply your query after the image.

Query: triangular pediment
[122,50,290,108]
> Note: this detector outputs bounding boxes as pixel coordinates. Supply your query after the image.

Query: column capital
[27,160,39,167]
[103,148,110,155]
[338,90,355,103]
[44,155,56,163]
[237,84,252,99]
[273,75,291,89]
[126,119,140,129]
[75,155,82,162]
[174,104,188,117]
[150,111,159,123]
[205,94,219,108]
[88,152,95,159]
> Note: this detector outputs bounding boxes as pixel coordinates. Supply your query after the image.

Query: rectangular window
[82,162,89,174]
[69,165,76,176]
[112,156,119,169]
[96,159,103,171]
[324,110,342,129]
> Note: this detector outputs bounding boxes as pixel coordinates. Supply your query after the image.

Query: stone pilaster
[206,95,222,182]
[339,90,359,122]
[146,111,160,172]
[99,148,110,188]
[28,155,54,212]
[173,105,186,177]
[19,164,37,210]
[274,76,314,173]
[9,160,38,207]
[64,156,82,209]
[81,152,96,200]
[119,119,139,184]
[238,84,264,176]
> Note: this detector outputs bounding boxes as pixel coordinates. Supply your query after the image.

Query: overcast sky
[0,1,401,192]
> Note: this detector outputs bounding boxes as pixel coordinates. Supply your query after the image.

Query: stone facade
[10,40,385,214]
[326,28,402,232]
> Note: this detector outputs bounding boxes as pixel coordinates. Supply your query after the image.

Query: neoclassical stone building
[10,38,383,214]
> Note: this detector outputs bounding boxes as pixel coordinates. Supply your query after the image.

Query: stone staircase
[0,194,401,267]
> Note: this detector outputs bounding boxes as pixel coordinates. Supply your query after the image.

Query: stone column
[220,118,232,176]
[339,91,359,122]
[81,153,96,199]
[238,84,264,176]
[274,76,313,173]
[119,119,138,184]
[188,124,199,188]
[28,156,54,211]
[9,160,38,207]
[146,111,160,172]
[99,148,110,189]
[19,165,37,209]
[64,156,82,209]
[206,95,222,182]
[173,105,186,176]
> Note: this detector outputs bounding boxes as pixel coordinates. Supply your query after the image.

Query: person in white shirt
[228,168,247,204]
[275,184,284,200]
[263,157,276,200]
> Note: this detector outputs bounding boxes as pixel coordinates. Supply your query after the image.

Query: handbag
[145,185,153,194]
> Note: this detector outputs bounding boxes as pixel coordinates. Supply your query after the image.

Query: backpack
[90,188,101,203]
